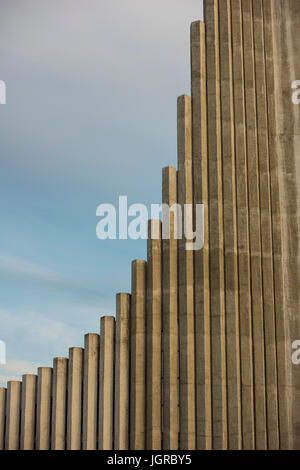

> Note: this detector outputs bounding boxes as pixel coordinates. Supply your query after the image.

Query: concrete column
[242,0,267,449]
[252,0,279,449]
[271,0,300,450]
[146,219,162,450]
[83,333,99,450]
[162,166,179,450]
[36,367,52,450]
[67,347,83,450]
[263,0,293,449]
[20,374,37,450]
[231,0,255,449]
[99,316,115,450]
[0,388,6,450]
[177,94,196,450]
[114,293,131,450]
[51,357,68,450]
[5,381,21,450]
[191,20,212,450]
[204,0,227,449]
[130,259,147,450]
[218,0,242,450]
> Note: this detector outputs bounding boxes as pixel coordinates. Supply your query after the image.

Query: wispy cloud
[0,252,101,299]
[0,359,40,386]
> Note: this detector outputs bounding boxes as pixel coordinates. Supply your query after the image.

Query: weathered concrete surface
[36,367,52,450]
[99,316,115,450]
[5,381,21,450]
[67,347,83,450]
[115,293,131,450]
[146,219,162,450]
[177,94,196,450]
[20,374,37,450]
[162,166,179,450]
[191,20,212,451]
[51,358,68,450]
[83,333,99,450]
[272,0,300,450]
[230,0,255,450]
[130,260,147,450]
[204,0,227,450]
[0,388,6,450]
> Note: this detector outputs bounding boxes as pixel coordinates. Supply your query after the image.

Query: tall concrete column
[177,94,196,450]
[114,293,131,450]
[271,0,300,450]
[67,347,83,450]
[242,0,267,449]
[0,388,6,450]
[5,381,21,450]
[218,0,242,450]
[191,20,212,450]
[99,316,115,450]
[204,0,227,449]
[51,357,68,450]
[20,374,37,450]
[263,0,293,449]
[146,219,162,450]
[36,367,52,450]
[252,0,279,449]
[83,333,99,450]
[130,259,147,450]
[162,166,179,450]
[230,0,255,450]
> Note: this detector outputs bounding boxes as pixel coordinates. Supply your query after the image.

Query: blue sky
[0,0,203,386]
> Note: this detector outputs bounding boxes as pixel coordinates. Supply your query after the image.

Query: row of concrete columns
[0,0,297,450]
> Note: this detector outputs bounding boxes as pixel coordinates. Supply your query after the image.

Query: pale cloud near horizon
[0,359,41,386]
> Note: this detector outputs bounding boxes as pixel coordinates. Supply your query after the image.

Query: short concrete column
[5,381,21,450]
[82,333,100,450]
[146,219,162,450]
[99,316,115,450]
[114,293,131,450]
[67,347,83,450]
[0,388,6,450]
[36,367,52,450]
[51,357,68,450]
[130,260,147,450]
[20,374,37,450]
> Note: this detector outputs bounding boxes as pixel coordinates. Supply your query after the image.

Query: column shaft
[231,0,255,449]
[67,347,83,450]
[20,374,37,450]
[162,166,179,450]
[191,20,212,451]
[83,333,100,450]
[218,0,242,450]
[36,367,52,450]
[99,316,115,450]
[242,0,267,449]
[5,381,21,450]
[146,219,162,450]
[51,357,68,450]
[115,293,131,450]
[177,94,196,450]
[252,0,279,449]
[204,0,227,449]
[0,388,6,450]
[263,0,293,449]
[130,260,147,450]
